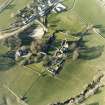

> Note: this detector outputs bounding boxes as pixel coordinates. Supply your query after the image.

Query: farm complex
[0,0,105,105]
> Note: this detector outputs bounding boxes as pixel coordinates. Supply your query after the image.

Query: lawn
[0,0,105,105]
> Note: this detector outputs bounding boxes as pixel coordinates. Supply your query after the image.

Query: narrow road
[0,21,34,40]
[93,28,105,40]
[0,0,69,40]
[0,0,14,13]
[3,84,29,105]
[68,0,76,11]
[0,19,47,40]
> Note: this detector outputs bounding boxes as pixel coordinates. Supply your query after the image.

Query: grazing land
[0,0,105,105]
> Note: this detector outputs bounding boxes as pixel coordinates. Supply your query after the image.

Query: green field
[0,0,4,4]
[0,0,30,28]
[0,0,105,105]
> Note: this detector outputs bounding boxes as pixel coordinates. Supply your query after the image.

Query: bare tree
[4,36,22,50]
[72,47,80,60]
[30,39,42,54]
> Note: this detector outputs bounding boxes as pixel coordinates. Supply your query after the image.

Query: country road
[0,0,75,40]
[0,0,14,13]
[0,22,34,40]
[0,19,47,40]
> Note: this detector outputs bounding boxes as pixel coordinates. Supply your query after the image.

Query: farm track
[0,0,14,13]
[0,21,34,40]
[68,0,77,11]
[0,19,47,40]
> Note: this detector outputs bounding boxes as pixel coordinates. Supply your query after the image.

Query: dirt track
[0,19,47,40]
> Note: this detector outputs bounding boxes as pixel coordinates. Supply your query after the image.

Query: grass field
[0,0,30,28]
[0,0,5,4]
[0,0,105,105]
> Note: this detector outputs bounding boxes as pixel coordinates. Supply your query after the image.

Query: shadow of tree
[5,4,16,10]
[49,19,61,24]
[0,55,15,71]
[18,25,35,45]
[68,32,104,60]
[93,24,103,28]
[50,24,57,28]
[80,45,104,60]
[88,102,99,105]
[71,31,91,37]
[93,24,105,36]
[99,28,105,34]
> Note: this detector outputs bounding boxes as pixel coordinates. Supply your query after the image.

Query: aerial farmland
[0,0,105,105]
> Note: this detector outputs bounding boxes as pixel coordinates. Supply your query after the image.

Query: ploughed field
[0,0,105,105]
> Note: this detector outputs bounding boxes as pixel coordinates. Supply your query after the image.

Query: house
[47,34,56,44]
[61,39,69,52]
[52,3,66,13]
[15,46,30,60]
[37,0,66,16]
[48,0,62,6]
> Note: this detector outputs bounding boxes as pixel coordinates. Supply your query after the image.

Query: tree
[30,39,42,54]
[30,39,37,54]
[43,55,51,66]
[33,0,63,28]
[5,36,22,50]
[72,47,80,60]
